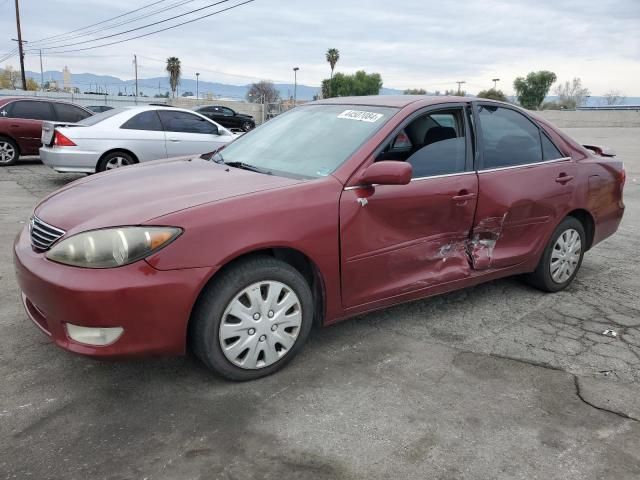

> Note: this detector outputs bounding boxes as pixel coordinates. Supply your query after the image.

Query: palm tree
[325,48,340,98]
[326,48,340,80]
[165,57,181,98]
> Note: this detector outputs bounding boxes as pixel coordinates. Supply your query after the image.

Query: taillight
[53,130,76,147]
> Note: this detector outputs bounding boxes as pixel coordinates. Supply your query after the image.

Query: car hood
[35,157,302,233]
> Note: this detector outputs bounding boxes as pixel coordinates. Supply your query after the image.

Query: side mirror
[359,161,412,186]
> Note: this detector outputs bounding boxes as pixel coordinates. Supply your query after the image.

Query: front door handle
[555,174,574,184]
[168,138,180,142]
[451,192,476,202]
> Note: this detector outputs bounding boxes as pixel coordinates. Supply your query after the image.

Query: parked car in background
[86,105,114,113]
[39,106,237,173]
[15,96,625,381]
[194,105,255,132]
[0,97,93,166]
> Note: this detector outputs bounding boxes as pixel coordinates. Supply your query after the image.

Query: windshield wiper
[224,161,272,175]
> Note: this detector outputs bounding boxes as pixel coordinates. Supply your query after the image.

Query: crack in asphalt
[573,376,639,422]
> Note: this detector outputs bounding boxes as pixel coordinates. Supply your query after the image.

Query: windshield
[217,104,397,178]
[78,107,125,126]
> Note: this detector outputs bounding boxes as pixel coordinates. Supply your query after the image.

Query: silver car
[39,106,237,173]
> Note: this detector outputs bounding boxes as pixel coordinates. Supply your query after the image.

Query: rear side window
[121,111,163,131]
[477,105,542,169]
[7,100,55,120]
[54,103,91,122]
[158,110,217,134]
[541,133,564,160]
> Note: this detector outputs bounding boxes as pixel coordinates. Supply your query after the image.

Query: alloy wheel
[105,156,132,170]
[218,280,302,369]
[0,141,16,164]
[550,228,582,284]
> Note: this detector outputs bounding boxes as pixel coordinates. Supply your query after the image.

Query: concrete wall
[0,89,164,108]
[537,109,640,128]
[0,89,267,124]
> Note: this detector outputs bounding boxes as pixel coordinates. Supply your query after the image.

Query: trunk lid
[41,121,87,146]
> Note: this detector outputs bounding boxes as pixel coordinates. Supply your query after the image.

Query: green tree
[444,89,465,96]
[321,71,383,98]
[403,88,427,95]
[165,57,181,98]
[513,71,556,110]
[477,88,507,101]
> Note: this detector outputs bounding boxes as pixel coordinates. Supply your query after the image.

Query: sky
[1,0,639,95]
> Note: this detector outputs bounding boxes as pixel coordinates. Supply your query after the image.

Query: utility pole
[455,80,466,96]
[293,67,299,106]
[13,0,27,90]
[196,72,200,100]
[39,49,44,91]
[133,54,138,104]
[492,78,500,89]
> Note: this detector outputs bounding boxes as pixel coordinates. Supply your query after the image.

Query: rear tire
[525,216,586,292]
[190,256,313,381]
[0,137,19,166]
[97,151,135,172]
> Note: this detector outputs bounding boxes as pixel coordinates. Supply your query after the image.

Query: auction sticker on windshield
[337,110,384,122]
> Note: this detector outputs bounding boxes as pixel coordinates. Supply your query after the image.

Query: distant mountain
[25,71,639,105]
[26,70,402,101]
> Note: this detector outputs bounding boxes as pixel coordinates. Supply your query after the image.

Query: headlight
[46,226,182,268]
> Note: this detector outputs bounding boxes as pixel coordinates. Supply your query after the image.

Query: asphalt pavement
[1,127,639,479]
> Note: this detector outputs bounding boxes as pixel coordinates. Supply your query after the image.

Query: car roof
[309,95,473,108]
[0,96,85,106]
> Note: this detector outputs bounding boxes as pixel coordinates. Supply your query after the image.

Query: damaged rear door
[470,102,577,269]
[340,104,478,308]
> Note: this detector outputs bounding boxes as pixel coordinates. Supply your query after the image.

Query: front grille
[29,216,66,251]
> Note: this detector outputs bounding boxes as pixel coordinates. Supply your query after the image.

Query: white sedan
[39,106,238,173]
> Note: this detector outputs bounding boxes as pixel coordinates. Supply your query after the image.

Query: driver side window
[377,108,467,178]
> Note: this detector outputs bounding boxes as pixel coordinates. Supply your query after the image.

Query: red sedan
[14,96,625,380]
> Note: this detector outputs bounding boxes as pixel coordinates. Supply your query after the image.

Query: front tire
[242,121,254,132]
[190,256,313,381]
[525,216,586,292]
[0,137,19,166]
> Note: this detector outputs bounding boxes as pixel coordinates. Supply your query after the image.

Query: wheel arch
[0,134,20,154]
[96,148,139,170]
[566,208,595,251]
[187,246,327,348]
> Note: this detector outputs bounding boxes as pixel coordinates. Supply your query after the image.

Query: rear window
[78,108,125,126]
[54,103,91,122]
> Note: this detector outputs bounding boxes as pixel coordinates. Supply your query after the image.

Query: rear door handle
[452,193,476,202]
[555,174,574,184]
[169,138,180,142]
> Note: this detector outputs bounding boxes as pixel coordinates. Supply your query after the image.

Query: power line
[32,0,235,51]
[26,0,198,48]
[27,0,255,55]
[29,0,171,45]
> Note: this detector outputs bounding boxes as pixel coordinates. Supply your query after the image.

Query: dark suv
[0,97,93,166]
[194,105,255,132]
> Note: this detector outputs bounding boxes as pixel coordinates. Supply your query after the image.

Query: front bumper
[14,226,213,357]
[39,146,100,173]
